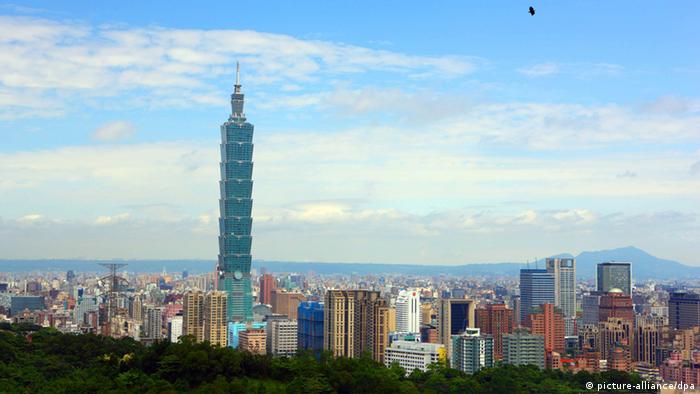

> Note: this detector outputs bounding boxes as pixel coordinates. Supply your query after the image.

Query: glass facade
[217,66,254,323]
[596,262,632,295]
[519,269,555,324]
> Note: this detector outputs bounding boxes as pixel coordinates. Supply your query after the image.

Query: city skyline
[1,2,699,265]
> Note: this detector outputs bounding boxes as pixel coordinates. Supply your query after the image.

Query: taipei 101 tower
[217,63,254,322]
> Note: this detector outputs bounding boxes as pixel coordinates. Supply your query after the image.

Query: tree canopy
[0,324,649,393]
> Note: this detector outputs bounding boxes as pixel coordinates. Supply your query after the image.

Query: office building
[451,328,494,374]
[527,303,565,354]
[323,290,393,362]
[204,291,228,347]
[169,314,183,342]
[73,295,99,325]
[581,292,602,327]
[239,328,266,355]
[9,295,44,316]
[267,319,297,357]
[216,63,255,323]
[384,341,446,374]
[519,269,555,324]
[502,329,545,369]
[437,298,476,357]
[298,301,324,353]
[183,291,205,342]
[476,303,514,360]
[598,290,634,323]
[546,258,576,336]
[271,290,305,320]
[597,262,632,295]
[259,274,276,305]
[396,289,421,334]
[669,291,700,330]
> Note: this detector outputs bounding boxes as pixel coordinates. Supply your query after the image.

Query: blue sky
[0,1,699,264]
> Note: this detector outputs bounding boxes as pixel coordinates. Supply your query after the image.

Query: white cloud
[518,62,623,78]
[95,213,130,225]
[0,15,477,118]
[518,62,559,77]
[91,121,136,141]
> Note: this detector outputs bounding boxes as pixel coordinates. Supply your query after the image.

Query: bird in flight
[529,6,535,16]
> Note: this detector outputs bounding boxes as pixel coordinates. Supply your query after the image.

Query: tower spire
[234,61,241,94]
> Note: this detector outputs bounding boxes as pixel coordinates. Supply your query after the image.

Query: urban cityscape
[1,2,699,393]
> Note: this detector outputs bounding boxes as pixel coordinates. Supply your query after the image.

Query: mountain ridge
[0,246,696,280]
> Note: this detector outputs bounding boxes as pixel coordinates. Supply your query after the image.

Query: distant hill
[0,246,696,280]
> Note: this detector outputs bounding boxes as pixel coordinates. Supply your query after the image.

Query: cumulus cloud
[91,121,136,141]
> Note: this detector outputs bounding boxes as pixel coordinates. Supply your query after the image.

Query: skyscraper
[546,258,576,335]
[396,289,421,333]
[259,273,276,305]
[437,298,476,358]
[204,291,228,347]
[217,63,255,323]
[323,290,393,362]
[271,290,306,320]
[519,269,555,324]
[183,291,205,342]
[598,289,634,323]
[527,303,565,354]
[476,303,514,360]
[668,291,700,329]
[298,301,324,353]
[597,262,632,295]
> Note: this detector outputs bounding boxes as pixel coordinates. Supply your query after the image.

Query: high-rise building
[183,291,205,342]
[169,314,183,342]
[395,289,421,334]
[546,258,576,336]
[502,329,545,369]
[635,323,661,365]
[73,295,99,325]
[9,295,44,317]
[216,63,255,323]
[421,303,433,326]
[437,298,476,358]
[204,291,228,347]
[519,269,555,325]
[267,319,298,357]
[597,262,632,295]
[271,290,306,320]
[599,317,633,361]
[144,305,164,340]
[527,303,565,354]
[298,301,324,353]
[384,341,446,375]
[476,303,514,360]
[451,328,494,374]
[239,328,266,355]
[581,292,602,327]
[323,290,393,362]
[598,290,634,323]
[259,274,276,305]
[669,291,700,330]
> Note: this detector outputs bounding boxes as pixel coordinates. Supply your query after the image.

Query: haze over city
[1,1,699,265]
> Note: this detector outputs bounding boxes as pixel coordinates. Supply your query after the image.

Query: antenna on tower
[234,61,241,93]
